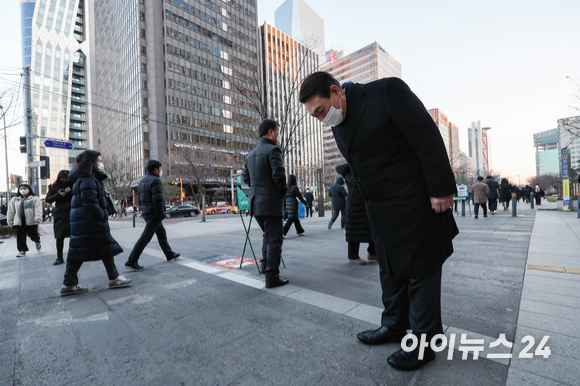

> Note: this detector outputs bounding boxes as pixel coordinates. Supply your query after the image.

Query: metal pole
[531,192,534,209]
[316,168,324,217]
[133,207,136,228]
[577,193,580,219]
[511,193,517,217]
[1,106,8,205]
[461,200,466,217]
[230,171,235,206]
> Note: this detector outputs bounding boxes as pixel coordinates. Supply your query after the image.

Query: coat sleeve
[485,185,490,196]
[80,178,106,222]
[384,78,457,198]
[7,199,15,227]
[341,186,348,198]
[151,179,165,218]
[270,147,287,195]
[33,197,42,223]
[242,165,251,187]
[295,188,307,205]
[45,186,59,204]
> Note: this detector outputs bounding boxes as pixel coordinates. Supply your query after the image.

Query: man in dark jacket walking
[328,177,347,230]
[242,119,288,288]
[304,188,314,217]
[485,176,500,214]
[124,160,180,271]
[300,72,458,371]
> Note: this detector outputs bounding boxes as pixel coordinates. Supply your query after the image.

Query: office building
[325,49,343,64]
[259,23,323,188]
[20,0,92,196]
[468,121,491,176]
[93,0,261,181]
[557,117,580,176]
[449,122,460,168]
[533,128,559,176]
[427,109,450,162]
[274,0,325,60]
[321,42,402,84]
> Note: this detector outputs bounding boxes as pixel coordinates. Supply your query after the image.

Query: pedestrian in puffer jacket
[7,184,42,257]
[60,150,131,297]
[283,174,307,237]
[336,164,377,265]
[45,170,73,265]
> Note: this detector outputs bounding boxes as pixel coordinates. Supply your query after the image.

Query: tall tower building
[325,49,343,64]
[274,0,325,60]
[449,122,460,168]
[427,109,450,162]
[93,0,261,181]
[468,121,491,176]
[20,0,92,196]
[259,23,323,188]
[533,128,559,176]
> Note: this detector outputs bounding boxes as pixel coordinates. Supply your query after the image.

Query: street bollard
[511,193,517,217]
[133,206,136,228]
[461,200,466,217]
[577,193,580,219]
[531,192,534,209]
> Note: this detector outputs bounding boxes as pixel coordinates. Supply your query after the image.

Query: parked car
[165,205,200,219]
[205,205,238,215]
[165,205,173,211]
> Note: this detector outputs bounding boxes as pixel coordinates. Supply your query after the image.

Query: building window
[139,0,144,3]
[140,45,147,56]
[141,63,147,73]
[141,80,148,90]
[140,11,145,21]
[140,28,146,39]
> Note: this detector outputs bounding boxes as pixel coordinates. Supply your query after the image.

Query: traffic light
[40,156,50,179]
[19,136,26,153]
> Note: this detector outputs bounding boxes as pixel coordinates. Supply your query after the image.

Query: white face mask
[159,170,163,177]
[19,189,29,196]
[322,91,344,127]
[97,162,104,172]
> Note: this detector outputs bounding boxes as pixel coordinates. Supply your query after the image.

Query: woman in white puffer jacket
[7,184,43,257]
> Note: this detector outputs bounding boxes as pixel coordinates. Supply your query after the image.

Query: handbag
[105,191,118,214]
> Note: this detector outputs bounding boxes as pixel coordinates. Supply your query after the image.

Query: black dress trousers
[255,216,283,280]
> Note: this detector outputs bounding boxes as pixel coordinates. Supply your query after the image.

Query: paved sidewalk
[0,200,574,385]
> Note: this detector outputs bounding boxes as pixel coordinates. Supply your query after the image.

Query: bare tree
[452,165,473,186]
[527,174,559,193]
[172,146,231,222]
[101,155,133,210]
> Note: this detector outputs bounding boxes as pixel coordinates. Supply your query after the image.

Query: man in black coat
[124,160,180,271]
[328,177,347,230]
[242,119,288,288]
[485,175,500,214]
[304,188,314,217]
[300,72,458,371]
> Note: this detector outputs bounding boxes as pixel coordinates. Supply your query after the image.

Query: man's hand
[430,196,454,213]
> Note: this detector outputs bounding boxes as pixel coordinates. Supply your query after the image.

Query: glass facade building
[274,0,325,60]
[93,0,261,181]
[20,0,90,196]
[533,128,560,176]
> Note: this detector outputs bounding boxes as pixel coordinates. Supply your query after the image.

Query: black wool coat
[499,183,513,202]
[67,168,123,263]
[285,185,307,220]
[329,177,347,210]
[304,191,314,206]
[242,138,287,217]
[45,182,73,239]
[334,78,459,279]
[138,172,165,219]
[336,164,372,244]
[486,180,500,200]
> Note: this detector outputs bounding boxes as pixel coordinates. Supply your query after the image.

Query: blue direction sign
[44,140,74,150]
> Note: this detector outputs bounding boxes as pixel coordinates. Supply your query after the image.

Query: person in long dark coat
[328,177,347,230]
[45,170,73,265]
[300,72,458,371]
[304,188,315,217]
[60,150,132,296]
[283,174,307,237]
[522,185,532,203]
[336,163,376,265]
[499,178,513,210]
[485,176,500,214]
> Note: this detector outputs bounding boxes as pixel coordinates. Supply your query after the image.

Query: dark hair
[288,174,297,186]
[501,178,508,184]
[17,184,35,197]
[147,160,162,172]
[299,72,340,104]
[486,175,493,180]
[477,176,484,181]
[76,150,101,178]
[258,119,279,137]
[52,170,70,186]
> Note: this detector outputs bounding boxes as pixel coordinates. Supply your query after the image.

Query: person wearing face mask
[300,72,458,371]
[124,160,180,272]
[242,119,289,288]
[303,188,314,217]
[45,170,73,265]
[7,184,43,257]
[60,150,131,296]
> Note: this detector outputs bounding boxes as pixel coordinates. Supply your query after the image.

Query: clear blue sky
[1,0,579,191]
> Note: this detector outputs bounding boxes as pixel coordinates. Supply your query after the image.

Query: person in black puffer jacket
[283,174,308,237]
[499,178,513,210]
[45,170,73,265]
[125,160,180,271]
[336,164,377,265]
[61,150,131,296]
[328,176,347,230]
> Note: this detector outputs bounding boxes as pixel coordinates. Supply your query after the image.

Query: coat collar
[260,137,276,146]
[345,84,367,151]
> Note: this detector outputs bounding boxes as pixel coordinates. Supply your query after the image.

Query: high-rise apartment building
[468,121,491,176]
[274,0,325,60]
[427,109,450,162]
[320,42,401,171]
[20,0,92,196]
[449,122,460,168]
[259,23,323,188]
[557,117,580,176]
[533,128,559,176]
[93,0,261,181]
[325,49,343,64]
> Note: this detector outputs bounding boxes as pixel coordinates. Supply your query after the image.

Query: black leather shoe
[387,347,436,371]
[53,258,64,266]
[357,327,407,345]
[265,276,289,288]
[167,253,181,262]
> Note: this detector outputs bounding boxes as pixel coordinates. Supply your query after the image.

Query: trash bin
[298,201,305,219]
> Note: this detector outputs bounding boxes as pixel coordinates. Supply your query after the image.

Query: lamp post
[0,106,9,206]
[516,174,520,187]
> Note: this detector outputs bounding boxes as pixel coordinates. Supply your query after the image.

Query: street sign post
[29,160,45,168]
[44,140,74,150]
